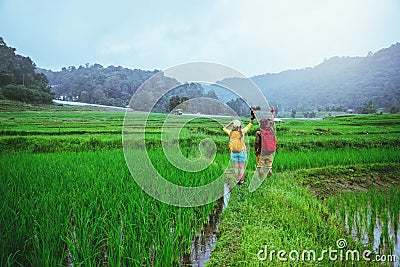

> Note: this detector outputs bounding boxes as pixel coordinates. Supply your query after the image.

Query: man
[254,107,276,178]
[223,110,255,184]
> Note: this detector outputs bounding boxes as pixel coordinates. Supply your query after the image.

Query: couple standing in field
[223,107,276,184]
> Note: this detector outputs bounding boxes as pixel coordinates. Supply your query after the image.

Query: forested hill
[40,66,230,113]
[251,43,400,113]
[0,37,54,104]
[39,65,159,107]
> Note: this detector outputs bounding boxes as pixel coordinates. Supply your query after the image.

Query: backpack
[229,130,244,152]
[261,127,276,154]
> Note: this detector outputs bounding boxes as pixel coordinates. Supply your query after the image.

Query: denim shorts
[231,151,247,162]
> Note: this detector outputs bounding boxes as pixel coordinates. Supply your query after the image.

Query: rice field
[1,150,222,266]
[327,187,400,265]
[1,102,399,266]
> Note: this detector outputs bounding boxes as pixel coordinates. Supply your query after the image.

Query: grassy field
[0,100,399,266]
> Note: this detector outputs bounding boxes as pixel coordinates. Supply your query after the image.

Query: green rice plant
[339,200,347,228]
[368,211,376,246]
[388,187,400,234]
[327,197,338,214]
[273,147,399,172]
[327,186,400,262]
[0,150,220,266]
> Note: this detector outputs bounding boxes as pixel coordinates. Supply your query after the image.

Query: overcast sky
[1,0,399,76]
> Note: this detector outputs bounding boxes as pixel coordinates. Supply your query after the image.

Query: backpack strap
[255,130,261,154]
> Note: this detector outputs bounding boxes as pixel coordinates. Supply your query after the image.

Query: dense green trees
[40,64,159,107]
[153,82,219,114]
[0,37,53,103]
[359,100,378,114]
[168,96,189,111]
[226,98,250,117]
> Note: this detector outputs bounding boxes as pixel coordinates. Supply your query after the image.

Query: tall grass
[0,150,218,266]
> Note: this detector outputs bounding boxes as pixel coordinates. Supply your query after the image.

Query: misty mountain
[39,42,400,114]
[250,43,400,112]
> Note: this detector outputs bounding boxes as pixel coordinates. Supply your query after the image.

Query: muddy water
[181,183,231,266]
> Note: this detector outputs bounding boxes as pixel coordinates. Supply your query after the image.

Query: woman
[223,111,254,184]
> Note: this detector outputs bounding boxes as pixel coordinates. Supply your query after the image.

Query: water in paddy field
[181,183,231,266]
[343,208,399,267]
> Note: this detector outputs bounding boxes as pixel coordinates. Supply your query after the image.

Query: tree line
[0,37,54,104]
[40,64,158,107]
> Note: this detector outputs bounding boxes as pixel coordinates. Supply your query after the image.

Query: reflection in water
[181,183,231,266]
[344,209,399,267]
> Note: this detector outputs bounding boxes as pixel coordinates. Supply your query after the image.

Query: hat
[233,120,242,127]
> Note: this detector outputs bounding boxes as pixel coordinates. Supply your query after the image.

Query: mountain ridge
[250,42,400,112]
[38,42,400,113]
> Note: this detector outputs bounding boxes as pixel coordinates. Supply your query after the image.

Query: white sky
[0,0,399,76]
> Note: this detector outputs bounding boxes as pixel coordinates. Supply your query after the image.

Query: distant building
[346,109,355,114]
[173,109,183,115]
